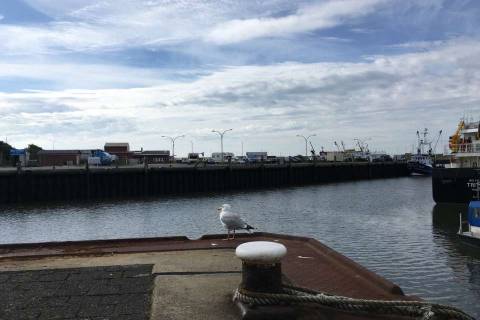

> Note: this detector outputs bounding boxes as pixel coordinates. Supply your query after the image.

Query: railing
[451,143,480,153]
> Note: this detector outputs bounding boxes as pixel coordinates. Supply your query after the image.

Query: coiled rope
[233,285,475,320]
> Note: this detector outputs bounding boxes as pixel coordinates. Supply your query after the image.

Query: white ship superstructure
[449,120,480,168]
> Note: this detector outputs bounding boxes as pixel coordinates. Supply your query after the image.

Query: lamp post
[296,134,316,158]
[212,129,232,163]
[162,135,185,162]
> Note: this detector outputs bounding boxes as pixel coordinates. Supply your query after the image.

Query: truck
[88,150,115,166]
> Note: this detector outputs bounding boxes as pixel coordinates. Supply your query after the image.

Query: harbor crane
[309,141,316,157]
[354,138,371,153]
[334,141,341,152]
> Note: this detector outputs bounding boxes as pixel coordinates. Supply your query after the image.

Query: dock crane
[354,138,369,153]
[449,121,464,153]
[354,138,371,162]
[334,141,341,152]
[309,141,316,157]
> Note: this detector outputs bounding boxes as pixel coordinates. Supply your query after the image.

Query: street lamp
[212,129,232,163]
[162,135,185,162]
[296,134,316,157]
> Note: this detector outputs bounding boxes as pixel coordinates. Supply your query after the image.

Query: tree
[27,144,43,160]
[0,141,12,166]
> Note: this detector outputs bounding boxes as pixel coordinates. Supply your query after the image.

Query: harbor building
[37,150,81,166]
[104,143,132,165]
[132,150,170,164]
[326,151,346,162]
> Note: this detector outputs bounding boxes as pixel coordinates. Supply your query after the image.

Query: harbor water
[0,177,479,317]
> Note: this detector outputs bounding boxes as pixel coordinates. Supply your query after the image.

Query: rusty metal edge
[0,232,416,300]
[0,232,309,250]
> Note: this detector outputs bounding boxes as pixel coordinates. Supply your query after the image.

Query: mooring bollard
[236,241,287,293]
[235,241,295,320]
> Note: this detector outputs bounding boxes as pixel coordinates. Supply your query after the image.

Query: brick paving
[0,265,153,320]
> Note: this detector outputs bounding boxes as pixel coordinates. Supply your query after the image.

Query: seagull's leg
[225,230,230,240]
[232,229,236,239]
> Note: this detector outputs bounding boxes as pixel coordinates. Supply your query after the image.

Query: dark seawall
[0,162,409,204]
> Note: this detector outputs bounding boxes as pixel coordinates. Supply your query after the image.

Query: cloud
[205,0,384,44]
[1,1,297,55]
[1,38,479,154]
[0,60,175,89]
[0,0,384,54]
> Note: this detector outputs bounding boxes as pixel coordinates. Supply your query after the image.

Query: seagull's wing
[220,212,248,229]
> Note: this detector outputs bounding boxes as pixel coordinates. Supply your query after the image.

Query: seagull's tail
[245,224,255,233]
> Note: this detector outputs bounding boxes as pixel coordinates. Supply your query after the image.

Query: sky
[0,0,479,156]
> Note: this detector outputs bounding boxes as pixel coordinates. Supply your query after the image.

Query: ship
[458,201,480,247]
[432,118,480,203]
[407,128,441,175]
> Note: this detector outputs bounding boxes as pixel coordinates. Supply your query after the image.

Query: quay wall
[0,162,409,204]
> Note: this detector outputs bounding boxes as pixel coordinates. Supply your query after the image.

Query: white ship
[433,118,480,203]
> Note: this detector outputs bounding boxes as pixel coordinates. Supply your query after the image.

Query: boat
[458,201,480,246]
[408,153,433,175]
[432,118,480,203]
[407,128,441,175]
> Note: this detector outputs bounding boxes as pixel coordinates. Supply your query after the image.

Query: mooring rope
[233,285,475,320]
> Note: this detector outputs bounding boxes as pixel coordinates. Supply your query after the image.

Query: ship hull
[408,162,432,175]
[432,167,480,203]
[458,232,480,247]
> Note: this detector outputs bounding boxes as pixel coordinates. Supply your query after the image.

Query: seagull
[217,204,254,240]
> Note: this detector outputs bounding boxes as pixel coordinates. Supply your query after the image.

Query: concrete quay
[0,162,409,204]
[0,233,418,320]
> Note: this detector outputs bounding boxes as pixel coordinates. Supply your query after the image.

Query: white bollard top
[236,241,287,263]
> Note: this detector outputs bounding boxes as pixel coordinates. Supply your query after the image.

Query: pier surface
[0,232,417,320]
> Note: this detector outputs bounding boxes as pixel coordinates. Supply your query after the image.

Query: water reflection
[431,203,480,257]
[467,263,480,293]
[431,204,480,310]
[432,203,467,232]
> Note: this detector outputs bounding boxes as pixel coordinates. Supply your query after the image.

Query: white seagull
[217,204,254,240]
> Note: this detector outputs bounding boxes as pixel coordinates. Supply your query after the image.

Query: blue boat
[458,201,480,246]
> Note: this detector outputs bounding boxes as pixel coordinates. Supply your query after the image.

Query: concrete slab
[151,273,240,320]
[0,265,154,320]
[151,249,239,274]
[0,249,240,274]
